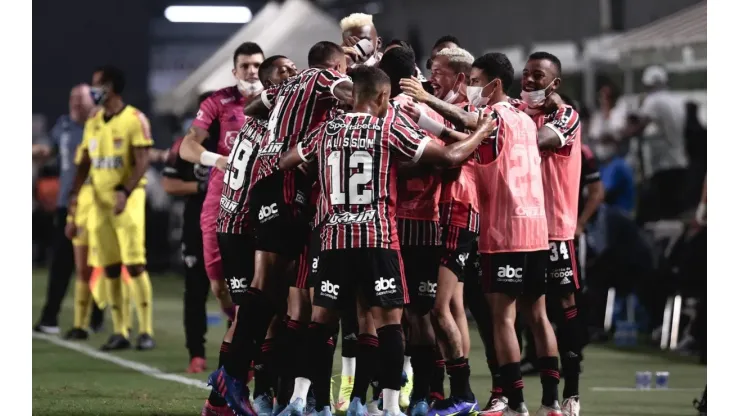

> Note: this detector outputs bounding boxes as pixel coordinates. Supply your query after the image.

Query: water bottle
[655,372,670,389]
[635,371,652,390]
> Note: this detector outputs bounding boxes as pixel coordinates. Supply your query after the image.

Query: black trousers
[39,208,103,326]
[182,243,210,359]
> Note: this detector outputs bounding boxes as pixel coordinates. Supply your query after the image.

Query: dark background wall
[33,0,152,122]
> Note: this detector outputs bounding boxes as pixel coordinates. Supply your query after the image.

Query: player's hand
[114,191,128,215]
[64,222,77,241]
[401,102,421,122]
[475,111,496,136]
[575,221,585,237]
[399,78,430,103]
[545,92,564,109]
[342,46,361,62]
[215,156,228,172]
[342,35,361,48]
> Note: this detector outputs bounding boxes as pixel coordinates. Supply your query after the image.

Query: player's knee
[125,264,145,277]
[104,264,122,278]
[431,301,450,321]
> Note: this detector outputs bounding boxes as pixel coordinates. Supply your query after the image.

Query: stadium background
[32,0,707,414]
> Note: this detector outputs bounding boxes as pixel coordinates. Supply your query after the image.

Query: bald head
[70,84,95,122]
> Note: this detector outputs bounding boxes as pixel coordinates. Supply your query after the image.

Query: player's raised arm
[418,111,495,167]
[180,92,228,171]
[244,86,273,119]
[399,77,478,131]
[536,104,580,151]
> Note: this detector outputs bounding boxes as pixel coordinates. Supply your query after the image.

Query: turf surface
[31,269,705,415]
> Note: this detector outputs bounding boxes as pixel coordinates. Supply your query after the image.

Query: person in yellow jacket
[69,65,155,351]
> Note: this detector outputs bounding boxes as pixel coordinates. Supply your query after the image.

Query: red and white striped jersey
[389,94,444,246]
[440,103,480,233]
[298,112,430,251]
[255,68,350,182]
[217,117,267,234]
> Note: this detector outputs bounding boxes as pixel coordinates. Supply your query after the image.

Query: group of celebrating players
[66,10,591,416]
[164,11,590,416]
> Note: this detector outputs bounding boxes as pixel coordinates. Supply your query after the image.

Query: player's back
[258,68,347,181]
[474,101,548,254]
[308,112,428,251]
[83,105,153,205]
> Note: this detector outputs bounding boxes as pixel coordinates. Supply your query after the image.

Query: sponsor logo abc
[497,265,523,279]
[418,280,437,295]
[374,277,396,294]
[230,277,249,290]
[258,203,278,221]
[321,280,340,297]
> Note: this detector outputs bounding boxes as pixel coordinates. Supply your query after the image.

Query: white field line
[590,387,702,392]
[33,332,209,390]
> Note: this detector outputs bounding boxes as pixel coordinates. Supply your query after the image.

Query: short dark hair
[307,41,344,68]
[352,66,390,103]
[433,35,460,49]
[528,51,562,76]
[378,47,416,96]
[233,42,264,66]
[387,39,411,49]
[99,65,126,94]
[258,55,288,84]
[471,53,514,90]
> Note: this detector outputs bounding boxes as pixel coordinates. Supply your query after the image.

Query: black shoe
[63,328,89,340]
[136,333,156,350]
[33,321,60,335]
[90,307,105,333]
[101,334,131,351]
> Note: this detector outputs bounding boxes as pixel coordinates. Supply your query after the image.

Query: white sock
[290,377,311,404]
[383,389,401,414]
[342,357,356,377]
[403,355,413,376]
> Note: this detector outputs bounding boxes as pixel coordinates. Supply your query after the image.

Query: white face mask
[466,79,495,107]
[521,79,556,108]
[237,79,263,96]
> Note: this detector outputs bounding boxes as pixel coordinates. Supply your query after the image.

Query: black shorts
[546,240,581,296]
[401,245,440,314]
[248,170,311,256]
[479,250,548,298]
[439,226,477,282]
[295,227,322,290]
[217,232,256,305]
[313,248,408,311]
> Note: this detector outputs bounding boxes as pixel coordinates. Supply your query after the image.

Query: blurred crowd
[32,64,706,359]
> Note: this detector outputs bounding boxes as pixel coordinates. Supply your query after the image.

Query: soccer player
[69,65,155,351]
[209,41,353,416]
[378,46,446,416]
[517,52,582,416]
[212,55,298,416]
[162,92,215,374]
[277,65,496,416]
[33,84,97,338]
[178,42,265,322]
[401,47,483,416]
[341,13,383,67]
[34,80,104,336]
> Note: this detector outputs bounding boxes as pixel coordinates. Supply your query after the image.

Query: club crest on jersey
[113,137,123,149]
[89,138,98,151]
[224,131,239,148]
[327,209,377,225]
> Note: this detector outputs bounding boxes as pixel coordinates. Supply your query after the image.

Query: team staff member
[162,92,216,373]
[34,83,104,336]
[70,65,155,351]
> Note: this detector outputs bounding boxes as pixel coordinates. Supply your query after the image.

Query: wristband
[115,184,131,198]
[200,151,221,167]
[417,111,445,138]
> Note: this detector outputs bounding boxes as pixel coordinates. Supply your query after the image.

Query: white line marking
[591,387,701,392]
[33,332,209,390]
